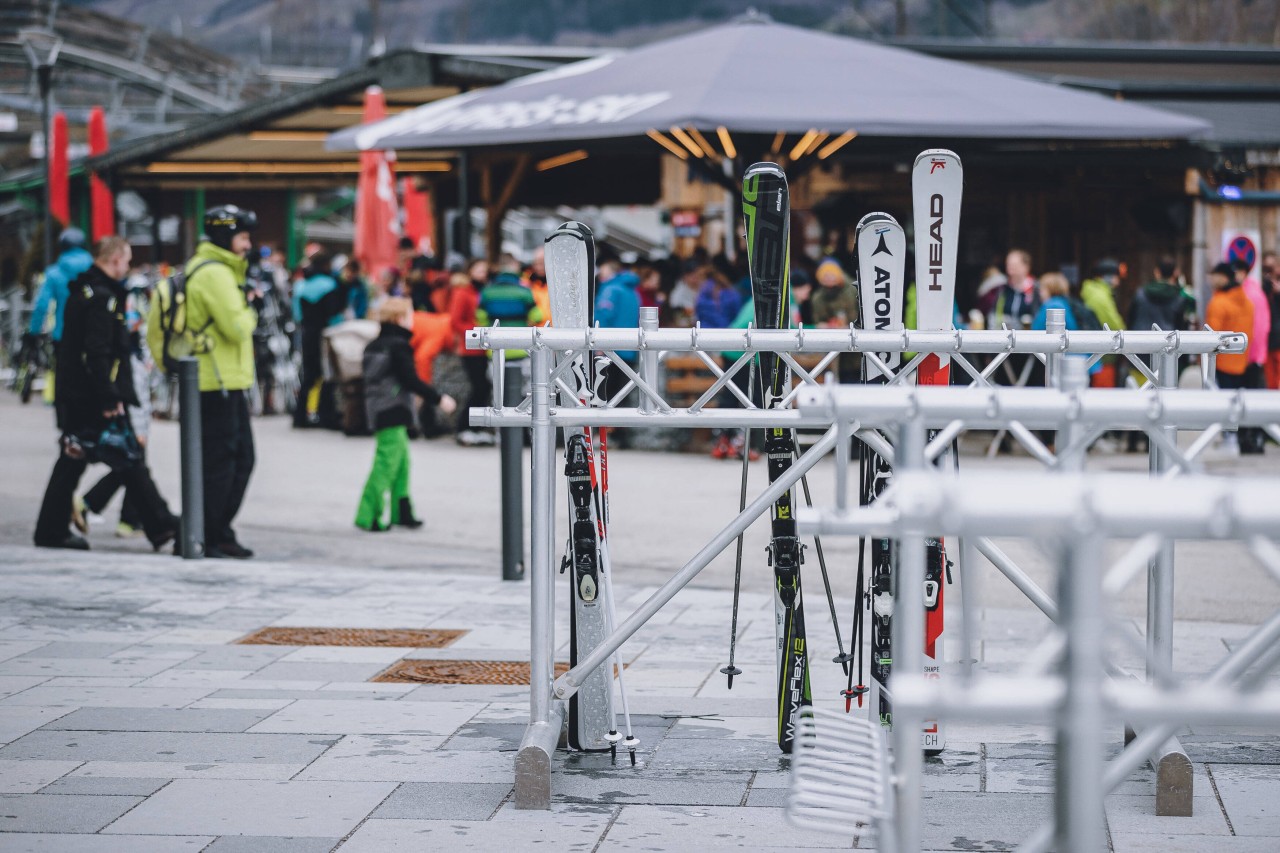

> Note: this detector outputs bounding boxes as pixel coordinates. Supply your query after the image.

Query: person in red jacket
[1206,262,1255,455]
[449,264,488,441]
[410,308,455,437]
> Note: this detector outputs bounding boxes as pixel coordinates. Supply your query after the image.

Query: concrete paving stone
[39,776,168,796]
[70,762,303,781]
[278,647,409,664]
[0,677,48,699]
[249,699,482,736]
[338,809,610,852]
[137,671,306,690]
[0,792,142,832]
[555,771,750,807]
[1183,737,1280,765]
[296,739,504,782]
[39,677,144,688]
[914,792,1054,851]
[0,833,213,852]
[0,760,81,793]
[1207,764,1280,836]
[172,647,296,671]
[145,628,249,645]
[0,731,337,765]
[316,682,416,695]
[104,779,396,837]
[43,709,274,733]
[18,643,129,659]
[0,644,49,664]
[626,697,777,718]
[0,707,73,743]
[0,656,185,679]
[668,716,777,740]
[744,786,787,807]
[440,722,526,752]
[203,837,340,853]
[209,689,401,702]
[370,781,511,820]
[0,687,212,709]
[595,804,855,850]
[186,698,297,711]
[1111,761,1212,797]
[945,722,1057,744]
[1111,833,1280,852]
[246,662,397,683]
[1105,793,1230,836]
[983,757,1055,794]
[645,735,792,774]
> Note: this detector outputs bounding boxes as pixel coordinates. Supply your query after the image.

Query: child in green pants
[355,298,456,531]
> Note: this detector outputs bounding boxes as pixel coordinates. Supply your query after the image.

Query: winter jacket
[992,279,1040,328]
[476,272,542,361]
[1240,277,1270,365]
[363,323,441,431]
[292,273,342,327]
[1129,281,1193,333]
[451,281,483,355]
[1032,295,1078,331]
[56,263,138,434]
[182,241,255,392]
[595,271,641,362]
[410,310,453,384]
[28,247,94,340]
[811,283,862,328]
[1206,284,1253,376]
[1080,277,1125,331]
[695,279,743,328]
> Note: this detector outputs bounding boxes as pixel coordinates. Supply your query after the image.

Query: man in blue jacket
[28,228,94,344]
[594,259,641,447]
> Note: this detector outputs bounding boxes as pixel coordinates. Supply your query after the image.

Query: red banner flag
[88,106,114,240]
[49,111,69,227]
[353,86,400,274]
[401,177,433,256]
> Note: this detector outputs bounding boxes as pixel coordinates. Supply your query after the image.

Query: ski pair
[843,150,962,754]
[545,222,637,764]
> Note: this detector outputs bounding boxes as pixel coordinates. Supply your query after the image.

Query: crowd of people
[23,209,1280,552]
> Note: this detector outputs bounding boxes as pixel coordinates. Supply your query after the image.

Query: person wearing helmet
[184,204,260,558]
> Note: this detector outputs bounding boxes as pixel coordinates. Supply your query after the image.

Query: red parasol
[49,111,69,227]
[401,177,433,256]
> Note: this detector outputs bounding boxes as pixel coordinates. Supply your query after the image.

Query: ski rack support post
[638,308,659,416]
[468,325,1249,811]
[1044,308,1066,390]
[795,469,1280,853]
[515,343,564,809]
[501,354,525,581]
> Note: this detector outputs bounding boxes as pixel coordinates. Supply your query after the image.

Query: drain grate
[373,659,571,685]
[236,627,466,648]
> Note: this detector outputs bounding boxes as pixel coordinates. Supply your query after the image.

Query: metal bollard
[177,358,204,560]
[501,359,525,581]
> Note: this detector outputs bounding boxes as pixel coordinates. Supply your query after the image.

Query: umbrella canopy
[353,85,401,275]
[328,17,1210,155]
[88,106,115,241]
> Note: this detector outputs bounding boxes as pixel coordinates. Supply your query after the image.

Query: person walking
[25,227,94,402]
[34,237,178,551]
[1080,258,1126,388]
[1263,251,1280,390]
[355,298,456,531]
[182,205,260,558]
[1206,262,1255,455]
[292,252,343,428]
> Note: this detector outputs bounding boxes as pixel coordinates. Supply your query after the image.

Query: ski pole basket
[787,706,893,842]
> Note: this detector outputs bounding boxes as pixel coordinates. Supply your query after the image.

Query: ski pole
[843,442,871,711]
[721,358,756,689]
[794,436,850,675]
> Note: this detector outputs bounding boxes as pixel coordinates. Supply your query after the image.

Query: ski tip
[546,221,593,243]
[913,148,961,166]
[854,211,895,230]
[744,161,786,180]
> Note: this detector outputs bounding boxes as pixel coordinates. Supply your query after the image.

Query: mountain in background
[71,0,1280,68]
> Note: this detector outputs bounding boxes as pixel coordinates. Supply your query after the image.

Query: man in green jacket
[187,205,259,558]
[1080,258,1126,388]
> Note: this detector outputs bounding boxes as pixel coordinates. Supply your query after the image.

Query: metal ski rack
[465,320,1247,810]
[794,457,1280,853]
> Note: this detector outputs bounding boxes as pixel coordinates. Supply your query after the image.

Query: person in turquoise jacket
[28,228,93,342]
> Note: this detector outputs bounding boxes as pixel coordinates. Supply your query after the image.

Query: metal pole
[892,416,927,853]
[501,359,525,581]
[1044,308,1065,390]
[38,64,52,270]
[457,150,470,258]
[638,308,659,415]
[177,358,204,560]
[1148,350,1178,682]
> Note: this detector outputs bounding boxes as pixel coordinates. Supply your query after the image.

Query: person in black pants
[34,237,178,551]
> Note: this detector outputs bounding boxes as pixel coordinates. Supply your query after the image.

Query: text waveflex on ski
[545,222,613,753]
[911,149,963,755]
[851,212,905,728]
[743,162,811,754]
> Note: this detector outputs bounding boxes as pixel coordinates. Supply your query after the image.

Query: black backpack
[1066,296,1103,332]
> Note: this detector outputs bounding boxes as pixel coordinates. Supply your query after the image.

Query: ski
[546,222,613,752]
[852,212,906,728]
[743,162,810,753]
[911,149,963,755]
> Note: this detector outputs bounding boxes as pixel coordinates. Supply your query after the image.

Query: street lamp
[19,27,63,271]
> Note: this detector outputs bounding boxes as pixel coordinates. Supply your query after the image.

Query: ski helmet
[203,205,258,250]
[57,227,87,253]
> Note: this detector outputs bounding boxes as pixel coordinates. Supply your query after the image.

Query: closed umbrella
[49,111,68,227]
[353,85,400,274]
[88,106,114,240]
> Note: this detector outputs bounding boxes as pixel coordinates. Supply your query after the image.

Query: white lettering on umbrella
[401,92,671,135]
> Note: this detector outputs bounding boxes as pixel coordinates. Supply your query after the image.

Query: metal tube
[892,417,927,853]
[501,360,525,581]
[553,427,839,700]
[973,537,1059,622]
[638,307,659,415]
[1148,350,1179,684]
[177,358,204,560]
[1055,531,1107,852]
[1044,308,1065,390]
[527,346,553,725]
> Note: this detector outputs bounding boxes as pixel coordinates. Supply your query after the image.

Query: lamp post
[19,28,63,271]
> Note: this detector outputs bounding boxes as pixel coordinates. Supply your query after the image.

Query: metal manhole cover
[373,659,572,685]
[236,627,466,648]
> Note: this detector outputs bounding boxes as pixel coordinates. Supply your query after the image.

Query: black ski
[743,162,810,753]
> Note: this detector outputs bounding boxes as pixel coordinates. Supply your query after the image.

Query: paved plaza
[0,391,1277,851]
